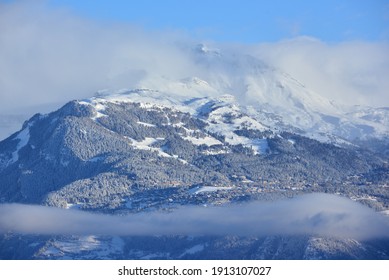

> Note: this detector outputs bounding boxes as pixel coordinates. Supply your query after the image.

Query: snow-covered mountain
[0,44,389,260]
[121,44,389,147]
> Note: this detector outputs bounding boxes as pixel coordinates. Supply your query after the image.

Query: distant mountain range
[1,45,388,259]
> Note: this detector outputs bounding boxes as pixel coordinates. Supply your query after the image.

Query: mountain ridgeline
[0,92,386,210]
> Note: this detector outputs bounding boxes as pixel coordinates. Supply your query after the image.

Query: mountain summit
[128,46,389,146]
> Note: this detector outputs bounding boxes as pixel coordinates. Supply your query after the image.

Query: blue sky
[47,0,389,43]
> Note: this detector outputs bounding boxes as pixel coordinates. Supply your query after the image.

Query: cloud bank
[0,1,198,114]
[1,1,389,119]
[0,194,388,240]
[254,37,389,107]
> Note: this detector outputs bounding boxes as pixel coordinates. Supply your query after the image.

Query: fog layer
[0,193,388,240]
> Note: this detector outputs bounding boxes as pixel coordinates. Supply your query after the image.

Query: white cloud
[0,194,388,240]
[253,37,389,107]
[0,1,198,114]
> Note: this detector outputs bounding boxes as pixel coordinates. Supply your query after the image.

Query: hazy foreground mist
[1,193,388,240]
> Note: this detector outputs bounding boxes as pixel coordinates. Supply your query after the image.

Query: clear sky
[47,0,389,43]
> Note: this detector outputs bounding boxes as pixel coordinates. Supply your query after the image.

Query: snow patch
[288,139,296,145]
[137,121,156,127]
[91,102,108,121]
[217,131,269,155]
[79,100,108,121]
[248,138,269,155]
[130,137,164,149]
[183,135,222,146]
[189,186,233,194]
[202,149,229,155]
[128,137,171,158]
[91,111,108,121]
[140,252,170,260]
[179,244,205,257]
[9,124,31,165]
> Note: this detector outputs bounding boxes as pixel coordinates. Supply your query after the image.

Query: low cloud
[0,193,388,240]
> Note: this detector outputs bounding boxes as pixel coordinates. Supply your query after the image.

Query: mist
[253,37,389,107]
[0,193,388,240]
[0,1,199,114]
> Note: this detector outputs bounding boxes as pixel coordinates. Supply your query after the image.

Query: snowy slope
[79,90,272,157]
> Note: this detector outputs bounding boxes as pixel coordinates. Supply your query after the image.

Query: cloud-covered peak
[1,1,389,143]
